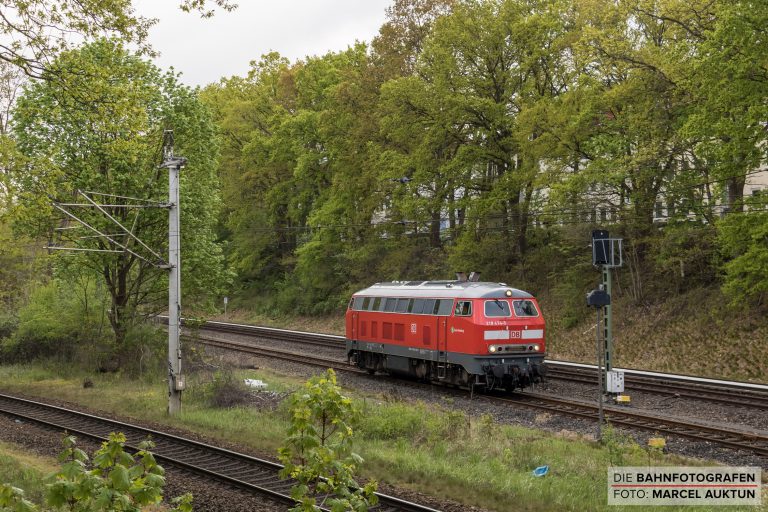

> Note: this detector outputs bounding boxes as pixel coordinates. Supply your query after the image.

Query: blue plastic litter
[533,465,549,477]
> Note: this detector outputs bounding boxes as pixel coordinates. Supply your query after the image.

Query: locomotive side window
[423,299,436,316]
[396,298,410,313]
[411,299,425,314]
[513,299,539,317]
[353,297,365,310]
[362,297,371,310]
[484,299,511,317]
[371,297,382,311]
[349,298,354,310]
[436,299,453,316]
[455,301,472,316]
[384,298,397,312]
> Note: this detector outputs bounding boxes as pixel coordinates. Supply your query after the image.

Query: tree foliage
[199,0,768,315]
[0,0,237,78]
[10,39,229,359]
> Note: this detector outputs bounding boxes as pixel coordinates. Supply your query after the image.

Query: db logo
[410,323,417,334]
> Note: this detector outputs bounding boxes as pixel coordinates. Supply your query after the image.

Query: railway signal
[591,230,623,393]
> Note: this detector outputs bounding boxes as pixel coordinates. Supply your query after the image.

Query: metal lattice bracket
[592,238,623,268]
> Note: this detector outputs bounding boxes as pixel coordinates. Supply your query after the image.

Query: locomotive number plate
[509,330,521,339]
[410,323,417,334]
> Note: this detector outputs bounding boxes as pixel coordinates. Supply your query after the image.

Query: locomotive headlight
[533,344,540,351]
[505,289,513,297]
[489,345,497,353]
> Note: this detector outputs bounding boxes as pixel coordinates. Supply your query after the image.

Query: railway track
[545,365,768,410]
[189,318,768,410]
[0,392,439,512]
[191,334,768,459]
[196,320,343,349]
[500,393,768,458]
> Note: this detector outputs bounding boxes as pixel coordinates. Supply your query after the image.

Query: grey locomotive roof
[352,281,534,299]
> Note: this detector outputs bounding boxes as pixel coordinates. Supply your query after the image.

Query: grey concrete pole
[168,158,182,415]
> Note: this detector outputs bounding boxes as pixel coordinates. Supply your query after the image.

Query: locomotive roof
[353,281,534,299]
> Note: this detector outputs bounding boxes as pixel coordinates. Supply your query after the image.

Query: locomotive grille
[497,345,527,353]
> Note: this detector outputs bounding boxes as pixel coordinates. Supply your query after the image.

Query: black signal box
[592,229,610,266]
[586,288,611,307]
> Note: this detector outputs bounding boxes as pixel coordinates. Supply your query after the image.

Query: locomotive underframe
[346,340,545,392]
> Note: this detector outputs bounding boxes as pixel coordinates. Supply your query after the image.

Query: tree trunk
[726,175,746,214]
[430,210,442,248]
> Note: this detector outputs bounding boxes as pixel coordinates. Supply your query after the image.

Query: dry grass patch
[547,286,768,382]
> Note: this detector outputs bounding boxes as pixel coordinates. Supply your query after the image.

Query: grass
[0,441,57,504]
[0,363,765,512]
[545,286,768,383]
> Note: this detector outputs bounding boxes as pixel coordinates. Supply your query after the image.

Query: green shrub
[0,312,17,341]
[0,433,193,512]
[279,369,377,511]
[652,223,718,293]
[0,278,117,368]
[2,281,82,362]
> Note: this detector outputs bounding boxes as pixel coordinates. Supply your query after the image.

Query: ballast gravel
[0,413,284,512]
[199,329,768,472]
[1,326,765,512]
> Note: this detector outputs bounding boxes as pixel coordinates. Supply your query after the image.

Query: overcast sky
[133,1,393,87]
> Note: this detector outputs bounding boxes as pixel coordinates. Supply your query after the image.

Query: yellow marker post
[615,395,631,405]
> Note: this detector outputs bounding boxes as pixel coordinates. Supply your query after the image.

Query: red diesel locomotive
[345,277,545,391]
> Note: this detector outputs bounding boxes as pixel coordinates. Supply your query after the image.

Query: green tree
[380,0,575,269]
[10,39,228,363]
[717,195,768,307]
[676,0,768,214]
[371,0,456,78]
[0,0,235,78]
[279,369,377,512]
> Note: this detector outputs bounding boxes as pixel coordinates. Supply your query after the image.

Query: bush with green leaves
[0,278,165,375]
[278,369,377,511]
[0,433,192,512]
[1,279,101,363]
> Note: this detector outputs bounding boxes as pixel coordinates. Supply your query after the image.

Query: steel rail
[190,335,768,459]
[498,393,768,458]
[181,317,768,396]
[544,366,768,410]
[190,335,356,374]
[0,392,440,512]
